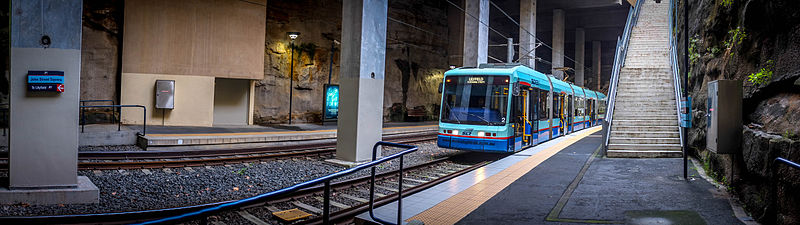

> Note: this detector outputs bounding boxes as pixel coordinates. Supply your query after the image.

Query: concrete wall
[213,78,250,126]
[121,73,215,126]
[122,0,266,79]
[9,0,82,188]
[120,0,265,126]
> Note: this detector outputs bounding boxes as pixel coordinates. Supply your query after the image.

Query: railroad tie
[236,211,269,225]
[339,193,369,203]
[141,169,152,175]
[404,178,428,183]
[402,183,415,188]
[292,201,323,214]
[313,196,350,209]
[265,206,282,212]
[374,184,399,192]
[210,221,227,225]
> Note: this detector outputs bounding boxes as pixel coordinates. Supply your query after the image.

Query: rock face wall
[256,0,448,124]
[80,0,123,123]
[678,0,800,224]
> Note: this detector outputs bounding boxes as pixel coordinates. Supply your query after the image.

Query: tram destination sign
[27,71,65,93]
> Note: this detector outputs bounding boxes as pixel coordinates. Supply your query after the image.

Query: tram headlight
[451,130,459,135]
[477,131,486,137]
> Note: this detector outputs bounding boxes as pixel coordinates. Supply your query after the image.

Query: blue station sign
[27,71,65,93]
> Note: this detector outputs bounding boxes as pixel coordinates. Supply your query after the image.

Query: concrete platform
[356,126,749,225]
[0,176,99,205]
[79,124,141,146]
[138,122,438,149]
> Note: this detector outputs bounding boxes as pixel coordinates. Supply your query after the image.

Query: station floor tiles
[358,126,746,225]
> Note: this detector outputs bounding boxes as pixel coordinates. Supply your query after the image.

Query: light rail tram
[437,64,607,152]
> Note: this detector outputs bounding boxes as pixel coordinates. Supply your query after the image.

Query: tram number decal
[451,139,495,146]
[462,130,472,135]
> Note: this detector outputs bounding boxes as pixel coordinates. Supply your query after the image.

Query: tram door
[558,94,566,135]
[512,87,531,146]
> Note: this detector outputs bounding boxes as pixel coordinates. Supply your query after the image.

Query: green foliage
[689,36,701,64]
[720,0,734,7]
[748,60,774,86]
[724,27,747,56]
[706,46,722,56]
[783,131,799,140]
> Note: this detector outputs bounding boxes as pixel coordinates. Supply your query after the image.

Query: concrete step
[606,149,683,158]
[610,131,680,138]
[609,137,681,144]
[613,115,677,120]
[611,125,679,132]
[607,143,682,151]
[613,119,677,126]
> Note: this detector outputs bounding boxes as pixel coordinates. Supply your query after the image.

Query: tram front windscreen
[441,75,510,126]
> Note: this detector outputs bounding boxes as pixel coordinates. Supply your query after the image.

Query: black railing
[80,100,116,132]
[135,141,419,225]
[79,105,146,135]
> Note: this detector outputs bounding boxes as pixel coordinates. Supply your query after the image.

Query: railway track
[0,149,498,225]
[0,131,437,170]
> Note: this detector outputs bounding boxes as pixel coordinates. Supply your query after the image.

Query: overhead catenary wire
[488,0,594,74]
[444,0,543,71]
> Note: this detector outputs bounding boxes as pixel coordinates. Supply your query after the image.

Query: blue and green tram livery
[437,64,607,153]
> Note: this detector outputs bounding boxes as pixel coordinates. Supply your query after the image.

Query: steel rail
[0,132,437,170]
[0,152,484,225]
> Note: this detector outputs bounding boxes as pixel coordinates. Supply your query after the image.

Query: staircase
[607,0,682,158]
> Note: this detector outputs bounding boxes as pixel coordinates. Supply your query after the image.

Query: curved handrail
[668,0,685,150]
[775,157,800,170]
[135,141,418,225]
[603,0,644,149]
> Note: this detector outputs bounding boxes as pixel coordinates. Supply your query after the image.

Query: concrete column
[4,0,98,204]
[551,9,565,79]
[507,38,514,63]
[463,0,489,67]
[519,0,536,69]
[575,28,585,86]
[593,41,602,91]
[334,0,388,163]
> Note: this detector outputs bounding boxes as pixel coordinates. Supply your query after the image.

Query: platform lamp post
[287,32,300,124]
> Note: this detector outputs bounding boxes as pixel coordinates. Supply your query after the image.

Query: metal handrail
[79,105,146,135]
[135,141,418,225]
[775,157,800,170]
[668,0,685,150]
[603,0,644,149]
[80,100,116,132]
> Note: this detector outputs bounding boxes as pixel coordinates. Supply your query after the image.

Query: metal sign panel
[322,84,339,121]
[155,80,175,109]
[26,71,65,93]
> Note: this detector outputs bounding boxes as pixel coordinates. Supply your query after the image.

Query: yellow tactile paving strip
[147,124,438,137]
[408,126,601,225]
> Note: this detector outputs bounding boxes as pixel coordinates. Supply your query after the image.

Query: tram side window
[553,95,561,117]
[538,89,548,120]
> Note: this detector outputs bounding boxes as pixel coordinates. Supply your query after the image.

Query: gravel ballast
[0,141,462,217]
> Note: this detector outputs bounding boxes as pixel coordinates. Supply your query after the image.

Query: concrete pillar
[463,0,489,67]
[551,9,565,79]
[519,0,536,69]
[3,0,98,204]
[575,28,585,86]
[593,41,602,91]
[334,0,388,163]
